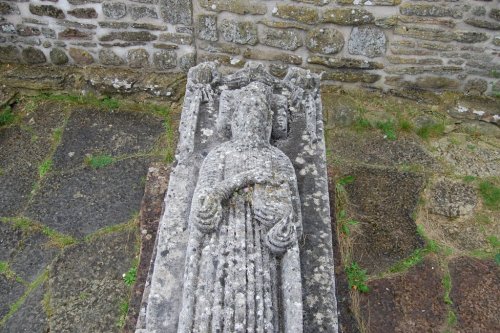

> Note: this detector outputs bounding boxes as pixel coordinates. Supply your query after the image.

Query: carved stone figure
[178,82,303,332]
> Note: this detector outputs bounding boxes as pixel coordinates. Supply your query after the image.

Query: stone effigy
[136,62,338,333]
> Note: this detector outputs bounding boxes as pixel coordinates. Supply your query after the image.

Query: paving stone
[48,230,137,332]
[10,232,59,283]
[359,256,447,333]
[0,282,49,333]
[341,165,426,274]
[429,179,477,218]
[0,222,23,261]
[51,108,163,170]
[26,158,150,238]
[0,275,25,319]
[449,257,500,333]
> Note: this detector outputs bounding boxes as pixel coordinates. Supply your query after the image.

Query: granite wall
[1,0,499,94]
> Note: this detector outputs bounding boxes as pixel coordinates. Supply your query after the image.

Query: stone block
[130,5,158,20]
[348,26,386,58]
[29,4,65,19]
[0,2,20,15]
[50,48,69,65]
[179,52,196,72]
[98,21,129,29]
[220,19,258,45]
[261,28,303,51]
[273,4,319,25]
[99,49,125,66]
[0,45,19,64]
[102,1,127,19]
[16,24,41,37]
[68,47,94,65]
[42,27,56,38]
[58,28,93,40]
[465,18,500,30]
[197,14,217,42]
[306,27,344,55]
[320,70,381,83]
[159,32,193,45]
[337,0,401,4]
[464,78,488,95]
[0,22,16,34]
[67,7,98,18]
[22,47,46,64]
[99,31,157,42]
[415,76,460,90]
[199,0,266,15]
[308,55,383,69]
[153,50,177,69]
[400,3,462,18]
[490,9,500,21]
[322,8,374,25]
[160,0,192,25]
[131,23,167,30]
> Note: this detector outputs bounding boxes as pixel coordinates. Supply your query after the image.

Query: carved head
[231,82,273,142]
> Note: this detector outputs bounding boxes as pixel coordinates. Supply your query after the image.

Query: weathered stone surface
[0,22,16,34]
[57,20,97,30]
[68,47,94,65]
[308,55,383,69]
[273,4,319,24]
[29,4,65,19]
[199,0,266,15]
[220,19,258,45]
[375,15,398,28]
[159,32,193,45]
[464,78,488,95]
[98,21,129,29]
[360,257,447,333]
[68,0,106,4]
[102,1,127,19]
[464,18,500,30]
[197,14,217,42]
[160,0,192,25]
[22,47,46,64]
[131,23,167,30]
[337,0,401,4]
[0,275,25,319]
[348,26,386,58]
[385,66,462,75]
[242,49,303,65]
[0,2,20,15]
[400,3,462,18]
[127,48,149,68]
[261,28,303,51]
[449,257,500,333]
[48,231,137,332]
[269,63,288,78]
[153,50,177,69]
[472,6,486,17]
[67,7,98,18]
[259,19,308,31]
[199,41,240,54]
[320,70,381,83]
[49,48,68,64]
[322,8,374,25]
[490,9,500,21]
[399,15,456,28]
[306,27,344,55]
[0,223,22,261]
[429,179,477,218]
[493,36,500,46]
[130,5,158,20]
[99,48,125,66]
[395,26,488,43]
[153,43,178,50]
[0,45,19,63]
[99,31,157,42]
[58,28,92,40]
[415,76,460,90]
[179,52,195,72]
[16,24,41,37]
[387,55,442,65]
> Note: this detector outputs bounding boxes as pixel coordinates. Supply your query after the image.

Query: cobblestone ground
[0,93,173,332]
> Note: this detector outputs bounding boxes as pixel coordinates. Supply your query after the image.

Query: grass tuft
[41,226,77,248]
[123,267,137,287]
[116,300,129,328]
[416,122,445,140]
[479,181,500,210]
[38,159,53,178]
[0,105,16,127]
[85,154,115,169]
[376,120,397,140]
[345,262,369,293]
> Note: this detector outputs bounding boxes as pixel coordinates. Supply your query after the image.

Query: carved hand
[194,191,222,232]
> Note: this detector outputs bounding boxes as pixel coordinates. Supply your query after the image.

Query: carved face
[231,85,273,142]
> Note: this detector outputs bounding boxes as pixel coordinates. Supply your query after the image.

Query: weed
[52,127,63,143]
[0,105,16,127]
[117,300,129,328]
[353,117,371,132]
[340,219,359,236]
[345,262,369,293]
[416,122,445,140]
[463,175,476,183]
[42,291,53,317]
[442,273,453,305]
[0,261,16,279]
[495,253,500,265]
[5,217,34,233]
[479,181,500,210]
[447,309,457,327]
[398,118,413,132]
[163,121,176,163]
[487,235,499,248]
[85,154,115,169]
[123,267,137,287]
[38,158,53,178]
[79,292,90,301]
[42,226,77,248]
[376,120,397,140]
[84,218,137,242]
[101,96,120,109]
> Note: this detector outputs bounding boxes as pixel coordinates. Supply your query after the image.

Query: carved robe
[178,142,303,333]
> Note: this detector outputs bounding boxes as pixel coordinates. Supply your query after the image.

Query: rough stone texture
[359,256,447,333]
[130,5,158,20]
[99,31,157,42]
[128,48,149,68]
[0,223,23,262]
[199,0,267,16]
[159,32,193,45]
[48,231,137,332]
[102,1,127,19]
[348,26,387,58]
[21,47,46,64]
[400,3,462,18]
[306,28,344,55]
[197,14,217,42]
[16,24,41,37]
[0,45,19,63]
[160,0,192,25]
[465,18,500,30]
[273,4,319,24]
[179,52,196,72]
[309,56,382,70]
[449,257,500,333]
[0,275,25,319]
[320,70,381,83]
[50,48,69,65]
[491,9,500,21]
[29,4,65,19]
[99,48,125,66]
[261,28,303,51]
[68,7,98,19]
[464,78,488,95]
[68,48,94,65]
[153,50,177,69]
[429,179,477,218]
[58,28,92,40]
[0,2,20,15]
[220,19,258,45]
[322,8,374,25]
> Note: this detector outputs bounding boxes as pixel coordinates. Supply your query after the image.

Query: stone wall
[1,0,499,94]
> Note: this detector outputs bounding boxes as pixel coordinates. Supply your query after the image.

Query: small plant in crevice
[479,181,500,210]
[345,262,370,293]
[117,300,129,328]
[376,119,397,140]
[353,117,371,132]
[38,158,53,178]
[123,267,137,287]
[416,122,445,140]
[85,154,115,169]
[0,105,16,127]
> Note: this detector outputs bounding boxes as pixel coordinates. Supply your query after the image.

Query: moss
[38,158,53,178]
[85,154,115,169]
[479,180,500,210]
[0,105,16,127]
